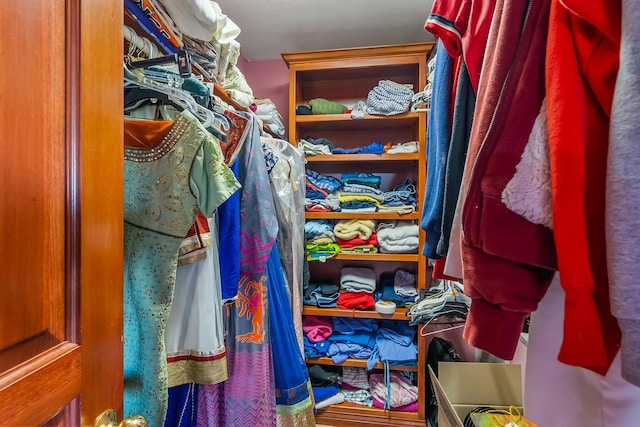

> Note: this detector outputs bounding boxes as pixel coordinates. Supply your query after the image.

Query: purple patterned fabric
[197,114,278,426]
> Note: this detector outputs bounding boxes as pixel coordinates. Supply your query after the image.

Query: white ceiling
[216,0,435,61]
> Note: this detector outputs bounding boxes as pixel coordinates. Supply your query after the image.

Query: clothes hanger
[419,313,467,337]
[124,87,185,113]
[124,62,200,115]
[208,97,233,130]
[420,323,465,337]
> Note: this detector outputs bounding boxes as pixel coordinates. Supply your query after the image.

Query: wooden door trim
[0,343,81,425]
[65,0,81,348]
[77,0,124,424]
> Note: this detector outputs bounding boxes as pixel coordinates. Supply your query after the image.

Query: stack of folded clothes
[313,384,345,409]
[306,170,342,199]
[331,141,385,155]
[303,282,340,308]
[337,182,385,213]
[334,219,378,254]
[305,219,340,260]
[341,367,373,407]
[394,269,418,301]
[305,169,342,213]
[369,372,418,411]
[298,137,335,156]
[384,141,419,154]
[303,315,333,359]
[366,80,414,116]
[337,266,377,310]
[380,178,417,214]
[327,318,379,369]
[308,363,344,409]
[375,270,417,307]
[372,321,418,367]
[254,98,286,136]
[338,172,383,211]
[377,221,419,253]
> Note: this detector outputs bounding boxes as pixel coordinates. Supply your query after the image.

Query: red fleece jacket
[461,0,557,360]
[546,0,621,374]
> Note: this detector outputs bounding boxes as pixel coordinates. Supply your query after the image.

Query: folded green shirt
[309,98,348,114]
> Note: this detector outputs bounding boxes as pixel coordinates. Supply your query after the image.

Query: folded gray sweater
[340,267,377,293]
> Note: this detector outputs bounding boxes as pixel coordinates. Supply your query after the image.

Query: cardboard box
[428,362,523,427]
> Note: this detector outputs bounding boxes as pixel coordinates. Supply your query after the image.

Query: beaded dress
[123,111,239,426]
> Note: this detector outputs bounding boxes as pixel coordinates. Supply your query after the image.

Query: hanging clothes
[525,275,640,426]
[165,216,229,387]
[267,244,315,426]
[460,0,557,361]
[546,0,622,374]
[607,0,640,387]
[165,383,198,427]
[420,40,452,259]
[197,114,279,427]
[262,136,307,351]
[123,111,240,426]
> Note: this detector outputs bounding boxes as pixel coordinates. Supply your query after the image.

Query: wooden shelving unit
[306,356,418,372]
[305,212,420,220]
[334,253,421,262]
[283,43,433,427]
[305,153,420,163]
[303,306,410,321]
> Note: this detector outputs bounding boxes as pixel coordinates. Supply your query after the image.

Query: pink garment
[341,383,361,391]
[369,372,418,408]
[372,397,418,412]
[303,316,333,343]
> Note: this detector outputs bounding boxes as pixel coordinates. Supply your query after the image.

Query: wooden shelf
[305,211,419,220]
[305,153,420,162]
[306,356,418,372]
[317,402,420,421]
[296,113,420,131]
[334,253,419,262]
[303,306,410,320]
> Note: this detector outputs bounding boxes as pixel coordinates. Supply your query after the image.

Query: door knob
[95,409,147,427]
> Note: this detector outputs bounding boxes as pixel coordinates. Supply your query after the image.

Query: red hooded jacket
[461,0,557,360]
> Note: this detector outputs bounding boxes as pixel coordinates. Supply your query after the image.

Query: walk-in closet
[1,1,639,426]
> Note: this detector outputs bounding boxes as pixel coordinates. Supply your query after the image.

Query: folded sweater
[340,266,377,292]
[334,219,376,240]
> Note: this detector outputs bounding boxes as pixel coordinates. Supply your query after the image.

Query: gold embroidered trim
[167,351,228,387]
[200,232,213,248]
[178,235,202,257]
[275,405,316,427]
[177,248,207,267]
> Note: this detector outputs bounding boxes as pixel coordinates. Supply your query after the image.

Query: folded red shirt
[337,234,379,248]
[337,291,375,310]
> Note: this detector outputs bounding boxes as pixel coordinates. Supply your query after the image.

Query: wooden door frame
[72,0,124,424]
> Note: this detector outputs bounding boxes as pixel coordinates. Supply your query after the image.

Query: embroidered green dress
[123,111,240,426]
